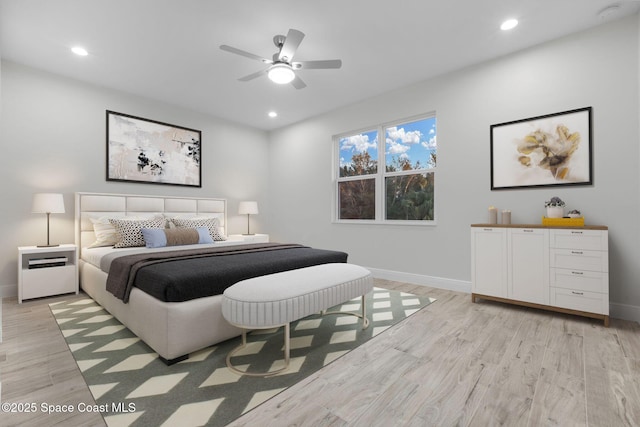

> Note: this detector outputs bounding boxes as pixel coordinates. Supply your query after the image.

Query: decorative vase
[546,206,564,218]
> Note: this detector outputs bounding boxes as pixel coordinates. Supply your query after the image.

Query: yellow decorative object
[541,216,585,227]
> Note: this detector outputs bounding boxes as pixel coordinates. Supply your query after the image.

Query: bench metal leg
[226,323,291,377]
[322,294,370,329]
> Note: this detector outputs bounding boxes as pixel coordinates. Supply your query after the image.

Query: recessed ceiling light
[268,111,278,118]
[500,19,519,31]
[71,46,88,56]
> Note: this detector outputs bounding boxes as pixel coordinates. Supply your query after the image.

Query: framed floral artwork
[106,110,201,187]
[490,107,592,190]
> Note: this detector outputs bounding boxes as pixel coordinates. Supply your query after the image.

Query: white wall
[268,16,640,321]
[0,61,270,297]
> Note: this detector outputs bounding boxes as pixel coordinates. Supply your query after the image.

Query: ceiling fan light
[268,63,295,84]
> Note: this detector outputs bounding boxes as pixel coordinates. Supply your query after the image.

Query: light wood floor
[2,280,640,426]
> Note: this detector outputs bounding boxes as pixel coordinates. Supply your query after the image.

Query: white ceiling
[1,1,638,131]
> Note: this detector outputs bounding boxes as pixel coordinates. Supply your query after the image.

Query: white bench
[221,263,373,376]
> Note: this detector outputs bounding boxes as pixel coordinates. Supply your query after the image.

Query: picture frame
[490,107,592,190]
[106,110,202,187]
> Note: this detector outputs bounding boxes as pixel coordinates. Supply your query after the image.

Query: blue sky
[340,117,436,173]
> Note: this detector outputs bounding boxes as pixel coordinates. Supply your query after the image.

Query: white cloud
[386,126,422,145]
[421,135,437,149]
[340,134,376,153]
[387,140,410,155]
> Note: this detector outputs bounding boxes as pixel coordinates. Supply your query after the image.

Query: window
[335,115,436,223]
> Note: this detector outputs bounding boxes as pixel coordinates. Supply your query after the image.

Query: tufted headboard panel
[75,192,227,256]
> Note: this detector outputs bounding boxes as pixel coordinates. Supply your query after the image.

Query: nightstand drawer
[22,265,76,300]
[550,287,608,315]
[550,268,608,293]
[550,229,607,251]
[550,249,607,272]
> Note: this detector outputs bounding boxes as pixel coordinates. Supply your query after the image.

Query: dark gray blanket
[105,243,348,303]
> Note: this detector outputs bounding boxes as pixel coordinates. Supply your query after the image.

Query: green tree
[341,151,377,177]
[384,155,435,220]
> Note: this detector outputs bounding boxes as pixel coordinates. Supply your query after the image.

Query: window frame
[333,113,437,225]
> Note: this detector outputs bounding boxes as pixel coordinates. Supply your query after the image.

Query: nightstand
[18,244,79,303]
[228,234,270,243]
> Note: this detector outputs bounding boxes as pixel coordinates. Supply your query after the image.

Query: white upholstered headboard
[75,192,227,255]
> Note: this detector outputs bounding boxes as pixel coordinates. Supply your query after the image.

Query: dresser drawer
[550,287,608,315]
[550,229,607,251]
[550,248,608,272]
[550,268,608,293]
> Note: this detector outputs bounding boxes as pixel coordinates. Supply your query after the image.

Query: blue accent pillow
[141,227,213,248]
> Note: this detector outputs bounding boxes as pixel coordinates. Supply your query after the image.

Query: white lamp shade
[267,64,295,84]
[238,201,259,215]
[32,193,65,214]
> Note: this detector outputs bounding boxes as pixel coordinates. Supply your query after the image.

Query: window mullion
[377,125,385,221]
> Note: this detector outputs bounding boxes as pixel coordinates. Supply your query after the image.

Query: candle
[502,210,511,225]
[488,206,497,224]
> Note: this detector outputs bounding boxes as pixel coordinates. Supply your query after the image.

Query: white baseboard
[0,283,17,299]
[366,267,471,293]
[366,267,640,324]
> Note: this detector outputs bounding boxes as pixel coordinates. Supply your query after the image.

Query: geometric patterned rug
[50,288,435,427]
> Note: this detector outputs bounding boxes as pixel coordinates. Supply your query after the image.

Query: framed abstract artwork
[490,107,592,190]
[106,110,202,187]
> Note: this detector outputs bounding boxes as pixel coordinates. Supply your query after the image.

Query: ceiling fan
[220,29,342,89]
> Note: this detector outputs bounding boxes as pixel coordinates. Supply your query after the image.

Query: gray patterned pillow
[109,218,166,248]
[171,217,227,241]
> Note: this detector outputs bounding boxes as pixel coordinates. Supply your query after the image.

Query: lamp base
[37,244,60,248]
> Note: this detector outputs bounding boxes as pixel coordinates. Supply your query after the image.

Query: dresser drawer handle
[571,291,584,295]
[571,251,583,255]
[483,228,493,231]
[571,271,584,275]
[523,229,534,232]
[571,231,583,234]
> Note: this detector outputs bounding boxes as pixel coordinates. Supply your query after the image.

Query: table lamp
[238,201,259,235]
[32,193,65,247]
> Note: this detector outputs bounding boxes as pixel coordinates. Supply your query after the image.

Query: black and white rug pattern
[50,288,435,427]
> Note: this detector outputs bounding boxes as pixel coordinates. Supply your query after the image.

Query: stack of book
[28,256,68,269]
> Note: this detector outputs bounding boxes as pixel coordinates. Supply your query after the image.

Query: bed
[75,192,347,364]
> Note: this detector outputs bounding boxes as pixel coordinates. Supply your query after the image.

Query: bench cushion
[222,263,372,328]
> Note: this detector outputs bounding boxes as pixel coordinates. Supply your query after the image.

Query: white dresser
[471,224,609,326]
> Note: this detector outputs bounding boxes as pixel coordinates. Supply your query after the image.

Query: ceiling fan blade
[278,29,305,62]
[294,59,342,70]
[291,75,307,90]
[220,45,272,64]
[238,69,267,82]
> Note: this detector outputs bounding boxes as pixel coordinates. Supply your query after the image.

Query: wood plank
[585,366,640,426]
[528,367,587,426]
[542,316,586,379]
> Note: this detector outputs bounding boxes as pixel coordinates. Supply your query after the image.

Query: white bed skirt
[79,260,243,362]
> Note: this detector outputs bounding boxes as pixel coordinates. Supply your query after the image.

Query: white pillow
[88,217,119,248]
